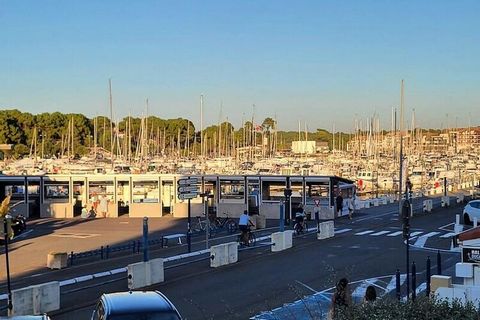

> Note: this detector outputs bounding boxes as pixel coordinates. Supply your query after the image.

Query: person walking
[329,278,351,319]
[336,193,344,216]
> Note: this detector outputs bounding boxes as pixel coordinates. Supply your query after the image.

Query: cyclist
[239,210,253,245]
[295,204,306,233]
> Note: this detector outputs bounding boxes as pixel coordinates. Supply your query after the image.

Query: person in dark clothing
[364,285,377,303]
[336,194,344,215]
[330,278,351,318]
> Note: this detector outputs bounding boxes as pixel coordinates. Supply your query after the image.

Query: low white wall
[127,258,164,289]
[173,202,204,218]
[11,281,60,316]
[129,203,162,218]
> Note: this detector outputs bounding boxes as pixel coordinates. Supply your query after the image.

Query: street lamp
[3,214,13,314]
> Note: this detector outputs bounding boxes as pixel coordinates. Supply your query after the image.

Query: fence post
[106,245,110,259]
[279,201,285,232]
[395,269,401,301]
[132,240,136,254]
[137,240,141,253]
[70,251,74,266]
[411,262,416,301]
[426,256,431,297]
[100,246,104,260]
[437,250,442,275]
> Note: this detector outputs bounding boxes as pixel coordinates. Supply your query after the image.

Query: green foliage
[335,296,480,320]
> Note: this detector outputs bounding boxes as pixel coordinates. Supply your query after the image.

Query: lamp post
[3,215,13,314]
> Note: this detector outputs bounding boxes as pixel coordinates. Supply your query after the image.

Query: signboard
[178,186,198,193]
[314,199,321,207]
[177,177,199,200]
[462,247,480,264]
[178,193,198,200]
[178,178,198,186]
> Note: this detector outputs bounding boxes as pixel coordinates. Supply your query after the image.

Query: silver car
[91,291,182,320]
[464,200,480,225]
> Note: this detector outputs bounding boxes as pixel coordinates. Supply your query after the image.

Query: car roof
[102,291,179,315]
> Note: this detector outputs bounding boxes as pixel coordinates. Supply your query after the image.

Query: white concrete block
[11,286,34,316]
[456,263,474,278]
[457,194,465,204]
[272,231,293,252]
[47,252,68,269]
[127,258,164,290]
[373,199,379,207]
[317,221,334,240]
[11,281,60,316]
[210,242,238,267]
[364,201,370,209]
[381,198,388,205]
[423,200,433,213]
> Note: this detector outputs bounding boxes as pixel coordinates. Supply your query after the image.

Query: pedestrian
[336,193,344,216]
[363,285,377,303]
[329,278,351,319]
[99,195,109,218]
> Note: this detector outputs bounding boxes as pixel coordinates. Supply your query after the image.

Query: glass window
[5,185,25,199]
[44,183,69,200]
[133,181,159,203]
[261,181,286,201]
[305,182,329,206]
[220,180,244,200]
[89,181,114,202]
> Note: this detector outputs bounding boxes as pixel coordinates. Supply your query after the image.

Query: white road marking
[410,231,423,237]
[370,231,390,236]
[440,232,456,238]
[385,274,406,293]
[416,282,427,295]
[335,228,352,234]
[295,280,318,293]
[50,233,100,239]
[355,230,374,235]
[414,232,440,247]
[387,231,403,237]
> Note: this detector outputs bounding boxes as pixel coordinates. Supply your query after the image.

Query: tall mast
[109,79,114,169]
[200,94,204,160]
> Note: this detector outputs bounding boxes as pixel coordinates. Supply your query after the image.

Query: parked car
[463,200,480,225]
[91,291,182,320]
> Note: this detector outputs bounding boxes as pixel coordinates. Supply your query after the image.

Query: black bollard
[426,257,431,297]
[411,262,417,301]
[100,246,104,259]
[395,269,401,301]
[437,250,442,275]
[143,217,149,262]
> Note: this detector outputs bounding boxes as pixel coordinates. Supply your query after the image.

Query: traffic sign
[178,192,198,200]
[178,177,198,186]
[178,186,198,193]
[314,199,321,207]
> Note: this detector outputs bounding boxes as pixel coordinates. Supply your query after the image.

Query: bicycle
[213,212,238,234]
[293,219,309,235]
[191,216,216,238]
[238,228,256,247]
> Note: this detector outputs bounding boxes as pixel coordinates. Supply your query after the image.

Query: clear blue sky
[1,0,479,131]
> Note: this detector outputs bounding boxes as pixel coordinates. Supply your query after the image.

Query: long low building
[0,174,355,220]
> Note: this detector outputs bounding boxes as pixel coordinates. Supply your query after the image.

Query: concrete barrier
[11,281,60,316]
[127,258,164,290]
[441,196,450,207]
[272,230,294,252]
[373,199,380,207]
[210,242,238,268]
[364,201,371,209]
[457,194,465,204]
[47,252,68,270]
[381,198,388,205]
[317,221,334,240]
[423,200,433,213]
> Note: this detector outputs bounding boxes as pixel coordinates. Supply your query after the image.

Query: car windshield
[109,312,181,320]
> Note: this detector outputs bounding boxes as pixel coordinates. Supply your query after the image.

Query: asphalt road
[0,196,469,319]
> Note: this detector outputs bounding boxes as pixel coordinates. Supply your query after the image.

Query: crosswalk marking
[355,230,374,235]
[414,232,441,247]
[387,231,403,237]
[385,274,406,293]
[440,232,456,238]
[370,231,390,236]
[410,231,423,237]
[335,228,352,234]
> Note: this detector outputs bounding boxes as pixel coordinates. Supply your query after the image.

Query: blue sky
[1,0,479,131]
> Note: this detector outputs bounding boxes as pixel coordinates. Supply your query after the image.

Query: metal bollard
[437,250,442,275]
[279,202,285,232]
[411,262,416,301]
[70,251,74,266]
[132,240,136,254]
[106,245,110,259]
[100,246,104,260]
[426,257,431,297]
[143,217,149,262]
[395,269,401,301]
